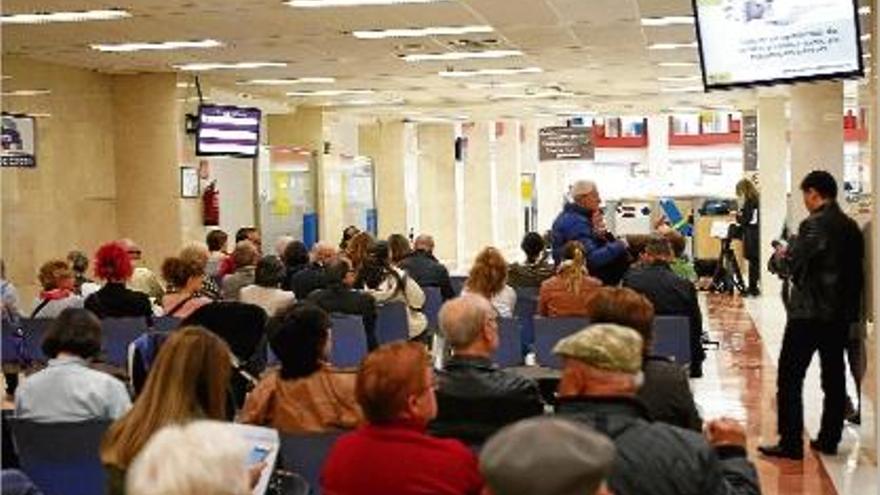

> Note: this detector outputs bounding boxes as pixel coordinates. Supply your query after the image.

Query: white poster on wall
[1,114,36,168]
[694,0,863,89]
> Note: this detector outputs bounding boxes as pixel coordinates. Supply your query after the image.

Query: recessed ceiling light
[287,89,375,96]
[861,33,871,41]
[657,62,699,67]
[858,6,870,15]
[238,77,337,85]
[287,0,443,7]
[1,9,131,24]
[657,75,702,82]
[401,49,522,62]
[177,82,193,88]
[353,25,492,39]
[666,106,700,113]
[1,75,11,80]
[91,39,222,52]
[648,42,698,50]
[465,82,529,89]
[438,67,543,78]
[175,62,287,71]
[863,52,872,58]
[641,16,694,26]
[325,98,405,106]
[490,91,574,100]
[1,89,51,96]
[660,86,703,93]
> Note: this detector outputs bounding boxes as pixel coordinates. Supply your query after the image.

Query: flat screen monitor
[692,0,864,90]
[196,104,261,157]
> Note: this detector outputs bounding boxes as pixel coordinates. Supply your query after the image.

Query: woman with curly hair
[345,232,374,278]
[84,242,153,321]
[32,260,84,318]
[462,247,517,317]
[160,254,212,319]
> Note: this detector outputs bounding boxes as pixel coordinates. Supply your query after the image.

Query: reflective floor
[696,291,877,495]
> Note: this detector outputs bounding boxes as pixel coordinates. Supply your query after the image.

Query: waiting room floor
[697,291,877,495]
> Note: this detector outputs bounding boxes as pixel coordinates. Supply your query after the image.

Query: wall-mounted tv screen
[196,105,261,158]
[692,0,864,90]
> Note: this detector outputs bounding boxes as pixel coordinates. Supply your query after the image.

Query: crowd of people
[0,169,864,495]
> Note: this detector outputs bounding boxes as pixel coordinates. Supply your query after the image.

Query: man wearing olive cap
[553,324,760,495]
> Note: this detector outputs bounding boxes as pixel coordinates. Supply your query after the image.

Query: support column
[789,82,844,225]
[112,73,183,270]
[462,121,494,264]
[757,96,787,296]
[363,120,408,238]
[494,120,524,258]
[417,123,456,263]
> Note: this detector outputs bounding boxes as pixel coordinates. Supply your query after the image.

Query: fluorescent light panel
[439,67,543,78]
[641,16,694,26]
[490,92,574,100]
[1,89,51,96]
[91,39,222,52]
[175,62,287,71]
[648,42,698,50]
[660,85,703,93]
[1,9,130,24]
[238,77,336,85]
[657,75,701,82]
[465,82,529,89]
[402,49,522,62]
[287,89,374,96]
[354,25,491,39]
[861,34,871,41]
[859,6,870,15]
[657,62,698,67]
[287,0,442,7]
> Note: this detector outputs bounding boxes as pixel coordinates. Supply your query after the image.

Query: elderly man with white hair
[289,241,338,300]
[550,180,629,285]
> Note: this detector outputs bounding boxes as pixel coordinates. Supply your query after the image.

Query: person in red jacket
[321,341,483,495]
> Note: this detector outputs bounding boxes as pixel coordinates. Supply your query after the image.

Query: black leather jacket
[399,250,455,300]
[430,355,544,444]
[556,396,760,495]
[786,202,864,322]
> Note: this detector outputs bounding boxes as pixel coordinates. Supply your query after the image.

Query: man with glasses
[321,342,483,495]
[430,295,544,444]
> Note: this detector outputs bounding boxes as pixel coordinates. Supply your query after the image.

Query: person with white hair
[119,238,165,301]
[399,234,455,300]
[550,180,629,285]
[289,241,338,300]
[126,420,263,495]
[274,235,295,258]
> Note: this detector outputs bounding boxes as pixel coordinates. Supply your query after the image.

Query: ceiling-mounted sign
[1,114,37,168]
[539,126,594,161]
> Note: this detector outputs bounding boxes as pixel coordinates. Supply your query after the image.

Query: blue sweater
[550,202,626,267]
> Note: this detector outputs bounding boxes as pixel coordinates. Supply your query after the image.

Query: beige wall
[417,124,456,262]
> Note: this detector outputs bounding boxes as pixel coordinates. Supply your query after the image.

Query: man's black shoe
[758,444,803,460]
[809,439,838,456]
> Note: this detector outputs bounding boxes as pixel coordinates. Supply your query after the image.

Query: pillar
[112,73,183,271]
[362,120,408,238]
[417,124,457,263]
[789,82,844,225]
[462,121,494,264]
[757,96,787,296]
[494,120,524,258]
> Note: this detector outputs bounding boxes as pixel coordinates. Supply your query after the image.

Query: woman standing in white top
[240,256,296,317]
[461,247,517,318]
[361,241,428,340]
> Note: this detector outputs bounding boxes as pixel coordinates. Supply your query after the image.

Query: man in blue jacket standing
[551,180,629,285]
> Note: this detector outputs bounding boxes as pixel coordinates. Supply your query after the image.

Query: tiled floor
[696,291,877,495]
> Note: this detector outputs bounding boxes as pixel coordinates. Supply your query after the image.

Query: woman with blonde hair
[462,247,517,317]
[32,260,83,318]
[100,326,232,495]
[735,177,761,296]
[538,241,602,317]
[345,232,374,276]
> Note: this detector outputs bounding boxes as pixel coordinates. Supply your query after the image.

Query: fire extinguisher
[202,181,219,226]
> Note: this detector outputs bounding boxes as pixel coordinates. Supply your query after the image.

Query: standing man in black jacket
[399,235,455,300]
[759,170,865,459]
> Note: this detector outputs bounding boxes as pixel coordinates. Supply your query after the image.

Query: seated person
[160,255,212,319]
[119,239,165,301]
[15,308,131,422]
[480,417,615,495]
[240,302,363,432]
[321,342,483,495]
[289,241,337,300]
[461,247,517,318]
[585,287,702,431]
[360,241,428,340]
[507,232,554,289]
[659,226,697,282]
[431,295,543,443]
[307,258,378,350]
[240,256,296,317]
[623,236,705,378]
[205,229,229,279]
[538,242,602,317]
[179,242,221,300]
[553,324,759,495]
[221,241,259,301]
[32,260,84,318]
[67,250,101,298]
[280,240,310,291]
[399,235,455,300]
[85,242,153,322]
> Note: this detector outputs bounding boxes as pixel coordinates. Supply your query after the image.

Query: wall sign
[538,126,594,161]
[180,166,200,198]
[1,114,37,168]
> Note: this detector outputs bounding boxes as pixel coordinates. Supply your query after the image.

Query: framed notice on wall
[1,114,37,168]
[539,126,594,161]
[180,166,200,198]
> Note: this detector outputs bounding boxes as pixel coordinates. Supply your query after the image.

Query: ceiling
[2,0,875,118]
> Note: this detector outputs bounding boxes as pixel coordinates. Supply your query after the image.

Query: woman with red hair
[84,242,153,321]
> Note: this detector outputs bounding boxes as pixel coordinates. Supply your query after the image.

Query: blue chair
[533,317,590,369]
[330,315,368,368]
[279,431,345,495]
[101,317,149,368]
[493,318,523,367]
[20,319,53,365]
[422,287,443,329]
[513,288,539,355]
[151,316,181,332]
[652,316,692,365]
[376,301,408,344]
[9,419,110,495]
[450,276,467,296]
